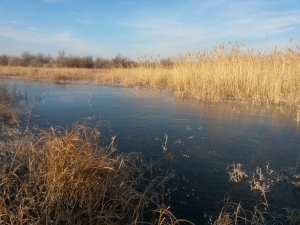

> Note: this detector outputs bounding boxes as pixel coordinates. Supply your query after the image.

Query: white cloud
[2,1,300,59]
[122,17,206,43]
[0,25,104,56]
[121,4,300,57]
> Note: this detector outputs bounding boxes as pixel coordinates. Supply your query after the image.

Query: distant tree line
[0,51,174,69]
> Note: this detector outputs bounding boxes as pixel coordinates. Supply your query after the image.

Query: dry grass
[212,196,300,225]
[249,178,270,208]
[1,44,300,108]
[0,82,192,224]
[227,162,248,182]
[223,159,300,225]
[0,83,19,127]
[1,80,300,224]
[213,202,271,225]
[0,121,193,224]
[0,104,18,126]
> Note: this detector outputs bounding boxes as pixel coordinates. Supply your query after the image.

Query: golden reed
[1,44,299,107]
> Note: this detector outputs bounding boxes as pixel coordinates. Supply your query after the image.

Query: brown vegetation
[0,50,135,69]
[1,79,300,224]
[0,121,192,224]
[223,158,300,225]
[0,83,18,126]
[0,83,193,224]
[1,44,300,108]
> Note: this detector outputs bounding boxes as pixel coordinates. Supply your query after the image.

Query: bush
[35,53,53,64]
[57,52,94,68]
[8,56,23,66]
[0,54,9,66]
[80,56,94,68]
[21,51,34,66]
[111,54,135,68]
[94,57,112,68]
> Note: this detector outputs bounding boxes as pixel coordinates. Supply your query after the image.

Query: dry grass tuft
[213,199,247,225]
[0,122,192,224]
[224,160,300,224]
[0,104,18,125]
[212,197,300,225]
[0,82,19,131]
[227,162,248,182]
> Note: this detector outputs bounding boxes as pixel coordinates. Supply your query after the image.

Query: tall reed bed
[115,44,300,106]
[0,44,300,107]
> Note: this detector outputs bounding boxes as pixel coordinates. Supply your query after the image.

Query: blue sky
[0,0,299,60]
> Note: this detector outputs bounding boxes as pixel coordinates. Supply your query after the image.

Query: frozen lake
[2,78,300,223]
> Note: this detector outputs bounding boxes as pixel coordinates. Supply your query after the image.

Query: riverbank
[0,82,193,224]
[1,46,300,108]
[1,81,300,224]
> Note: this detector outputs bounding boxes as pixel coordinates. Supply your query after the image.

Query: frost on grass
[227,162,248,182]
[0,123,193,224]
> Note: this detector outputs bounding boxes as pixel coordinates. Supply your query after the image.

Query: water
[1,78,300,223]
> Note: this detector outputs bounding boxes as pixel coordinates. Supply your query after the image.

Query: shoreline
[1,80,300,224]
[1,48,300,108]
[1,72,300,122]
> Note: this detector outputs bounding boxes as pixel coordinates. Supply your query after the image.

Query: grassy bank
[1,45,300,108]
[0,83,192,224]
[0,122,191,224]
[1,83,300,224]
[2,124,300,225]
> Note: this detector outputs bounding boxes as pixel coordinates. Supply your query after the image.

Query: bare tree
[94,57,112,68]
[21,51,34,66]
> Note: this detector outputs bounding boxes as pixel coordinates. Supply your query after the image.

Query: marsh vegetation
[1,43,300,110]
[0,83,193,224]
[1,80,300,224]
[1,42,300,224]
[0,83,19,126]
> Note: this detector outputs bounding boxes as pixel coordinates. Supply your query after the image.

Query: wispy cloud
[121,3,300,57]
[8,21,18,24]
[27,26,46,32]
[0,25,104,56]
[2,1,300,59]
